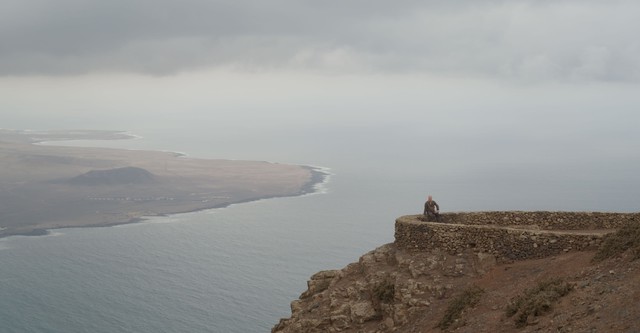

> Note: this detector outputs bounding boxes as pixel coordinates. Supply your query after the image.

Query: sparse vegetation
[437,285,484,330]
[373,278,395,303]
[593,222,640,262]
[505,278,573,327]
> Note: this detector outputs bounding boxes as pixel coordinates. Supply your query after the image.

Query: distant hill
[67,167,157,186]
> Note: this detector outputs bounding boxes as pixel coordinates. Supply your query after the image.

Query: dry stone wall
[395,212,640,261]
[439,211,638,230]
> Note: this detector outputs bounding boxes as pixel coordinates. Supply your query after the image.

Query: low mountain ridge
[67,166,157,185]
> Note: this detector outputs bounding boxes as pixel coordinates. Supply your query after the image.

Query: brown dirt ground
[419,251,640,333]
[274,242,640,333]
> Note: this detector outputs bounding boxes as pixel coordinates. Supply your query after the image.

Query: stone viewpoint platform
[395,211,640,261]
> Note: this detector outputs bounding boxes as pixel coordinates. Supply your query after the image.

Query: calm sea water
[1,120,638,332]
[0,128,415,333]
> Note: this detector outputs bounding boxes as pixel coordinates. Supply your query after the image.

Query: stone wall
[395,212,640,261]
[438,211,639,230]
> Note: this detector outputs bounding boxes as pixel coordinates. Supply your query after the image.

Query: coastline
[0,168,330,239]
[299,166,332,195]
[0,129,331,239]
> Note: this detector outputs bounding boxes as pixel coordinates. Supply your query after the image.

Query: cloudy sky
[1,0,639,80]
[1,1,639,210]
[1,0,638,135]
[1,0,638,134]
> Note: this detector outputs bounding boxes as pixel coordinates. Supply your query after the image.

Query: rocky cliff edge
[272,212,640,333]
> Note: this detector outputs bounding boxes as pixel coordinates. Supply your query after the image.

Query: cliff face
[273,243,497,332]
[273,212,640,333]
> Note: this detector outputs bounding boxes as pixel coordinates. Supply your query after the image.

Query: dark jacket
[424,200,439,215]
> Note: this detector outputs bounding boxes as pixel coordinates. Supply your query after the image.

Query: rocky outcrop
[272,244,496,332]
[273,211,640,332]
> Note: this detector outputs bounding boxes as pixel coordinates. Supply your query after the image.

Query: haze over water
[2,97,639,332]
[2,1,640,332]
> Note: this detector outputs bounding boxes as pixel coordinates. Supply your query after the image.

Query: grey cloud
[1,0,639,81]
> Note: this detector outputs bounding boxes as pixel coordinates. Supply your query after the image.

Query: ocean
[0,126,413,333]
[1,112,638,332]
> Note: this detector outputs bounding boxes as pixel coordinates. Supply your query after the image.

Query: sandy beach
[0,129,325,237]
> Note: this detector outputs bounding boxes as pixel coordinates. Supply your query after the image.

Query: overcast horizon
[2,2,639,105]
[1,4,639,332]
[1,0,639,79]
[3,1,639,111]
[1,1,639,210]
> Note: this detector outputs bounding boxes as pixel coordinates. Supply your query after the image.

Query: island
[0,129,326,237]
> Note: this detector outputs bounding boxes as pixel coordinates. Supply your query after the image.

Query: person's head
[428,195,432,201]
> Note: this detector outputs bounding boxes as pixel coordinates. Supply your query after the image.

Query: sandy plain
[0,129,322,237]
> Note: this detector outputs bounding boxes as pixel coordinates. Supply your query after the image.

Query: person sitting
[423,195,441,222]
